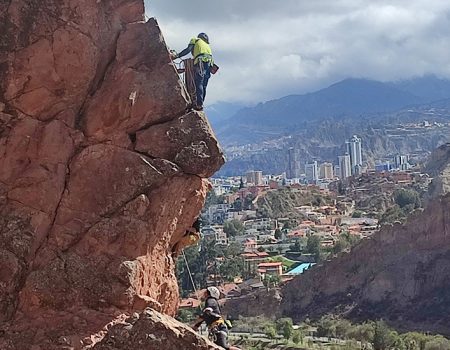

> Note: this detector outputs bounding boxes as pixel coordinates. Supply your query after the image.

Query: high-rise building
[254,171,263,185]
[305,161,318,182]
[287,147,301,179]
[346,135,363,175]
[338,154,352,179]
[319,162,334,179]
[334,165,341,179]
[246,171,264,185]
[394,155,409,170]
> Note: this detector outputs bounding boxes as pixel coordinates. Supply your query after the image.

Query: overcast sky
[145,0,450,105]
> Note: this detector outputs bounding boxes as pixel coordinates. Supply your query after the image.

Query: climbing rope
[172,58,197,106]
[182,249,199,300]
[182,58,197,104]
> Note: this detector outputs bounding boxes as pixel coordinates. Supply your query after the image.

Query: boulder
[92,308,222,350]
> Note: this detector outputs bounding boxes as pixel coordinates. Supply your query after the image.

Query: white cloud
[145,0,450,104]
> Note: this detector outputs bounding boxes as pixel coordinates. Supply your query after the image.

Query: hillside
[218,115,450,176]
[425,143,450,197]
[256,188,334,219]
[280,193,450,336]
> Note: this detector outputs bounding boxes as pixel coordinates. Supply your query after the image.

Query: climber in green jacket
[172,33,214,111]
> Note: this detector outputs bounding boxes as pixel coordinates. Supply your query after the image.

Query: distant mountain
[204,101,247,129]
[215,76,450,146]
[392,75,450,102]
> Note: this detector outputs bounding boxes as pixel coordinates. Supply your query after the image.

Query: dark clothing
[192,218,201,234]
[202,297,222,326]
[194,297,230,349]
[194,61,211,107]
[176,44,195,59]
[212,324,230,350]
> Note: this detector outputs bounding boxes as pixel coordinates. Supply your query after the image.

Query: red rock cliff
[0,0,224,348]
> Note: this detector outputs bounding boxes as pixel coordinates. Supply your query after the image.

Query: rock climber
[192,286,241,350]
[172,218,201,257]
[172,33,215,111]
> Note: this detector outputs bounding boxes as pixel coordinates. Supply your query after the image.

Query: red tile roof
[241,251,269,258]
[258,262,283,267]
[179,298,201,308]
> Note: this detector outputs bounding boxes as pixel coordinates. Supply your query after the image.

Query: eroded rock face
[426,143,450,198]
[281,194,450,335]
[92,308,222,350]
[0,1,224,348]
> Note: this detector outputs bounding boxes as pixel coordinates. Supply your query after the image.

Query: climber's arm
[175,43,194,59]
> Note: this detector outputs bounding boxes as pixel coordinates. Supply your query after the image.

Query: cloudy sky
[145,0,450,105]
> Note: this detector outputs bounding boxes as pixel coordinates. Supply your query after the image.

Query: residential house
[286,229,308,241]
[243,238,257,252]
[201,225,228,245]
[257,262,283,279]
[204,203,232,224]
[219,283,241,299]
[241,251,270,276]
[179,298,201,310]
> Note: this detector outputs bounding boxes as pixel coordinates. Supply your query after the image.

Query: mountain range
[207,76,450,176]
[211,76,450,147]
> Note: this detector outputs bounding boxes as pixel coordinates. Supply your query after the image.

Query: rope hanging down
[182,58,197,104]
[182,249,199,299]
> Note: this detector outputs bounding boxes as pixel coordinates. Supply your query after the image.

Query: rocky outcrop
[426,143,450,197]
[224,289,282,321]
[281,194,450,335]
[0,0,224,348]
[92,308,222,350]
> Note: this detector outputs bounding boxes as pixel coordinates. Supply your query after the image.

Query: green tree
[244,194,256,210]
[392,334,407,350]
[401,332,427,350]
[233,199,243,211]
[347,322,375,343]
[274,228,283,240]
[373,320,394,350]
[224,242,242,257]
[335,318,352,339]
[305,235,322,262]
[223,219,245,237]
[282,220,297,230]
[394,188,421,209]
[177,308,196,323]
[176,239,220,296]
[316,315,337,338]
[424,336,450,350]
[263,274,281,288]
[352,210,363,218]
[289,240,302,252]
[312,195,324,206]
[275,318,293,333]
[333,238,349,254]
[218,256,244,282]
[204,190,224,207]
[292,330,303,345]
[264,325,277,342]
[333,232,360,254]
[380,205,407,225]
[282,322,293,342]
